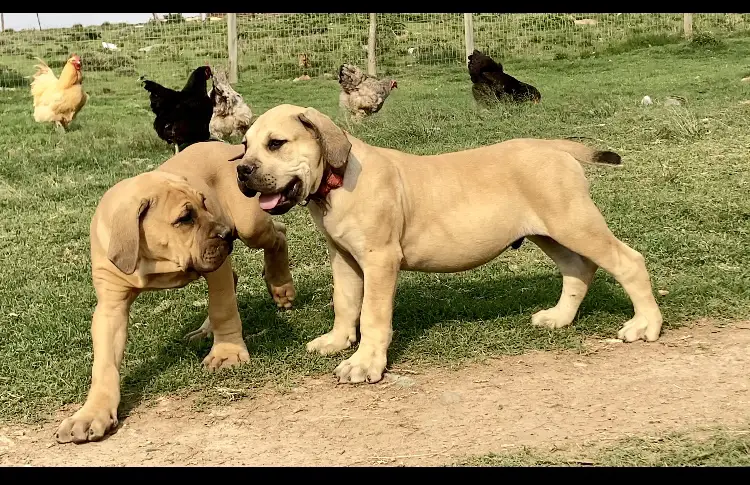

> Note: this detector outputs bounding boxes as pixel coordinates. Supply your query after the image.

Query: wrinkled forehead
[138,172,201,204]
[247,108,308,142]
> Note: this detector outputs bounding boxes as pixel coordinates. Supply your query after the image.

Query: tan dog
[55,142,295,444]
[231,104,664,385]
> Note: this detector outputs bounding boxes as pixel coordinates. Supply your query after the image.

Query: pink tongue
[259,193,282,210]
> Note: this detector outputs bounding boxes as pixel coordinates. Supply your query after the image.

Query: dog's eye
[267,139,286,151]
[174,211,194,226]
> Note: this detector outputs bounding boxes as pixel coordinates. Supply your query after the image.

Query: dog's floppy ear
[297,108,352,169]
[228,137,246,162]
[107,197,151,275]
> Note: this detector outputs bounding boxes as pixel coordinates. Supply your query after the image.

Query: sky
[1,13,201,31]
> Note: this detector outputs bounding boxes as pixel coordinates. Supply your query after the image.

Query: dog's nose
[236,163,257,183]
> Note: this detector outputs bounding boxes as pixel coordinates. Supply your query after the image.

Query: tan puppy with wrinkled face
[55,142,295,444]
[232,104,665,385]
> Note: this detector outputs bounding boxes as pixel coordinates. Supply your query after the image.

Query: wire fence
[2,13,750,89]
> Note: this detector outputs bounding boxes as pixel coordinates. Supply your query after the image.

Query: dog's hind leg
[307,238,363,356]
[544,202,663,342]
[528,235,598,329]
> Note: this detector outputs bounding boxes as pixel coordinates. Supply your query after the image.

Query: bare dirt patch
[2,320,749,467]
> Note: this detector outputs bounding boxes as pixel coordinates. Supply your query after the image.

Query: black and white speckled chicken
[338,63,397,121]
[208,70,253,141]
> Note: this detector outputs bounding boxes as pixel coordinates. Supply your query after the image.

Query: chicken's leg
[54,121,67,133]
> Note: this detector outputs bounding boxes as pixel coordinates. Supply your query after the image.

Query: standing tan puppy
[55,142,295,444]
[232,104,663,385]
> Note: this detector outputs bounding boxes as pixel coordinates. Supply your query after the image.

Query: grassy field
[0,30,749,434]
[2,13,750,85]
[455,427,750,467]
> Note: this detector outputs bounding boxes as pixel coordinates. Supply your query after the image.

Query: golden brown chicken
[30,54,89,131]
[338,63,397,121]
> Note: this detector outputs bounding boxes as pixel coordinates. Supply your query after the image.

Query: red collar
[307,166,344,203]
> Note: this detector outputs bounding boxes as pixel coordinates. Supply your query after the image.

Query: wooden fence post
[1,13,5,33]
[463,13,475,61]
[227,13,238,83]
[367,13,377,76]
[683,13,693,39]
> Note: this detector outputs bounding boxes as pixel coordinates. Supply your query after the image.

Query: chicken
[338,63,397,121]
[30,54,89,131]
[141,65,214,154]
[208,70,253,141]
[467,49,541,106]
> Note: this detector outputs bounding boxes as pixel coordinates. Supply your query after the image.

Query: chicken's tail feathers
[31,57,52,79]
[338,63,364,92]
[141,79,161,92]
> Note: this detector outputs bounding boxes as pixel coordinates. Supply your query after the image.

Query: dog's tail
[550,138,622,167]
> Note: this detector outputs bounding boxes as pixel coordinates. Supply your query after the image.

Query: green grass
[455,427,750,466]
[0,34,749,425]
[1,13,750,84]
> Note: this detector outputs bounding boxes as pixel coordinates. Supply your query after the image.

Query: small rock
[741,76,750,83]
[574,19,597,26]
[664,97,682,106]
[573,362,587,368]
[641,95,653,106]
[604,338,623,344]
[323,73,333,79]
[658,289,669,296]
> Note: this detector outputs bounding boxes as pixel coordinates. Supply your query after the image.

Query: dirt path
[2,320,749,467]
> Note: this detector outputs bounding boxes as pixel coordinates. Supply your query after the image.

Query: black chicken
[141,65,215,154]
[467,50,541,106]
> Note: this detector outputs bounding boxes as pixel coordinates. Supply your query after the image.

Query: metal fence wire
[1,13,749,88]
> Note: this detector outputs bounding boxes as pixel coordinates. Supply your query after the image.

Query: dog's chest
[142,271,201,290]
[308,203,358,250]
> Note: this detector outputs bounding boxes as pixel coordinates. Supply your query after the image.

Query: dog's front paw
[306,329,357,355]
[531,307,573,329]
[333,346,387,384]
[202,341,250,372]
[55,405,117,444]
[618,314,663,342]
[262,269,295,310]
